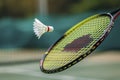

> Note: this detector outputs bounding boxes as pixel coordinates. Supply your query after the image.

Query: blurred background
[0,0,120,80]
[0,0,120,49]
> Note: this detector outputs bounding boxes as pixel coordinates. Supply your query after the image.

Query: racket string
[43,15,111,70]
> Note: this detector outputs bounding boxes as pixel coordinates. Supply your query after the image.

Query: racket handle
[111,8,120,21]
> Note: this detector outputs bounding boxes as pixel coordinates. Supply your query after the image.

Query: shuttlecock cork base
[33,18,54,39]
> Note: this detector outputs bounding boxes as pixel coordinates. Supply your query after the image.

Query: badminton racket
[40,8,120,74]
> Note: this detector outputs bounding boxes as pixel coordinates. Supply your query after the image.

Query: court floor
[0,50,120,80]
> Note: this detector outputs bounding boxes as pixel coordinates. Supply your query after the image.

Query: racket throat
[111,8,120,20]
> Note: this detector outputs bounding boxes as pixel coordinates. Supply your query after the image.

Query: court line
[0,67,102,80]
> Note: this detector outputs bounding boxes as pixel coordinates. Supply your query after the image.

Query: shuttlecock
[33,18,54,39]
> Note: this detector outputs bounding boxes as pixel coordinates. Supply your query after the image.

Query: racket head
[40,13,113,74]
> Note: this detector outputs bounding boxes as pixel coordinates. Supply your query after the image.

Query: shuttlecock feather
[33,18,54,39]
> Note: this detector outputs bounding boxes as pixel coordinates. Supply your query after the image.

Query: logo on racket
[63,34,93,52]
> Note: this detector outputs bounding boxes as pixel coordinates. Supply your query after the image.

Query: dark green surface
[0,11,120,50]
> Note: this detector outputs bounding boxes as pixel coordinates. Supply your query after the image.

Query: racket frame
[40,13,114,74]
